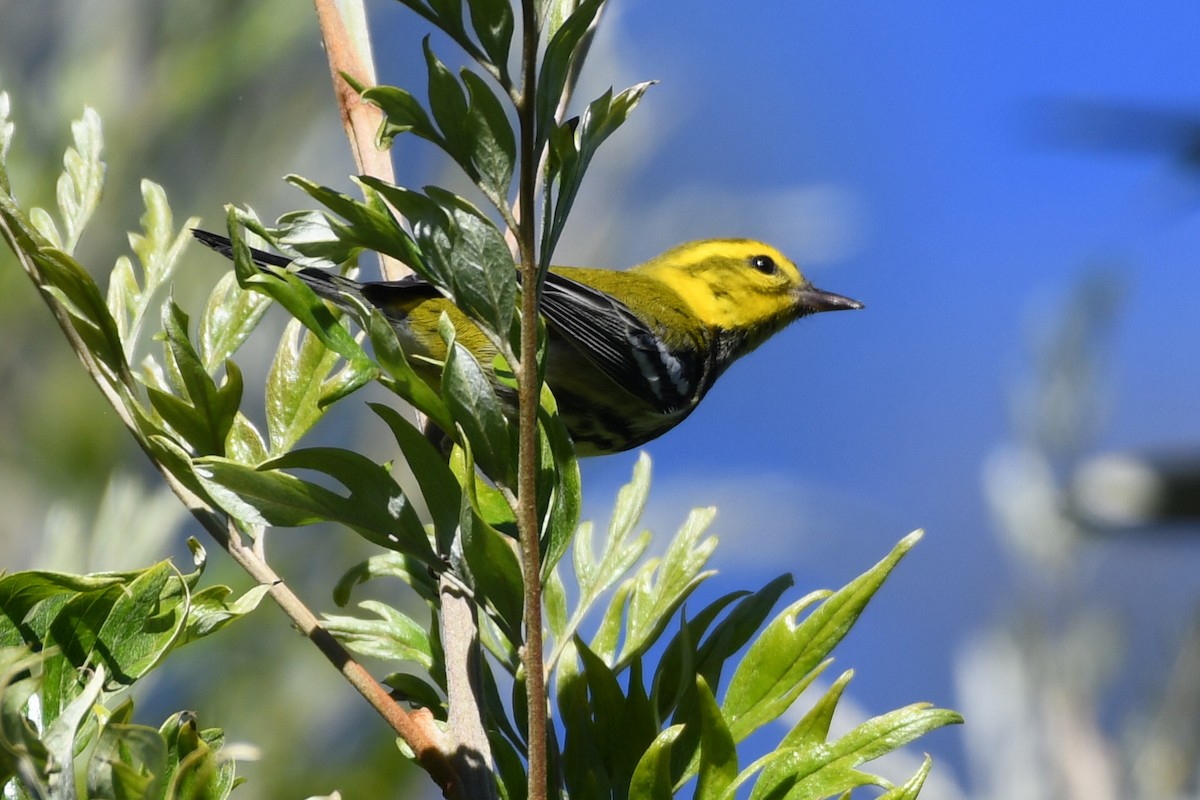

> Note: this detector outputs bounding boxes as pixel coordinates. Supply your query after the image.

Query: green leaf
[93,562,186,684]
[627,725,684,800]
[878,755,934,800]
[545,567,568,640]
[461,70,516,208]
[421,0,469,45]
[109,182,198,358]
[424,39,471,165]
[447,451,513,536]
[490,730,528,800]
[323,600,435,669]
[365,84,442,149]
[424,186,517,341]
[696,573,793,691]
[723,532,924,744]
[441,318,512,482]
[0,648,51,793]
[159,712,237,800]
[615,507,718,670]
[693,676,737,800]
[225,413,268,465]
[43,660,106,797]
[370,402,461,554]
[538,382,581,578]
[543,81,654,265]
[557,639,612,798]
[576,636,625,760]
[365,308,455,435]
[651,602,706,722]
[466,0,514,79]
[547,452,647,672]
[88,715,168,800]
[536,0,606,149]
[0,562,194,689]
[151,299,241,455]
[197,270,271,374]
[54,106,104,254]
[576,452,651,599]
[194,452,438,565]
[334,552,439,607]
[226,211,376,370]
[783,669,855,749]
[266,318,341,454]
[590,578,631,665]
[182,558,269,642]
[283,177,423,270]
[384,673,446,715]
[35,246,128,378]
[352,179,459,293]
[459,501,524,643]
[0,572,125,647]
[747,704,961,800]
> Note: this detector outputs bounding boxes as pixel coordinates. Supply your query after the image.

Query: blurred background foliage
[5,1,1200,799]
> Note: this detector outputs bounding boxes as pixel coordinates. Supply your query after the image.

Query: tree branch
[312,0,408,280]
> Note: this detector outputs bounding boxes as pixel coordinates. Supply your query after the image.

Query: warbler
[193,230,862,455]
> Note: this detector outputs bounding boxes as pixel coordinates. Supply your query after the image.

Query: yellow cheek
[668,274,786,330]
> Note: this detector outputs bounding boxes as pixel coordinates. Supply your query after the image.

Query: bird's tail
[190,228,367,307]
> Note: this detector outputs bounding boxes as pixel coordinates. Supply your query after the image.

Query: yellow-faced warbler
[193,230,862,455]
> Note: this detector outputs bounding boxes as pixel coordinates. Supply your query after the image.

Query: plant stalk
[515,2,548,799]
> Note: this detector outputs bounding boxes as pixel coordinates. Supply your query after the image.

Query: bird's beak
[796,287,864,313]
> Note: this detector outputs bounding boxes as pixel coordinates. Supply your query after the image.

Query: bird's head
[637,239,862,344]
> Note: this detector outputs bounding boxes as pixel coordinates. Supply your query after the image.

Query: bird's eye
[749,255,777,274]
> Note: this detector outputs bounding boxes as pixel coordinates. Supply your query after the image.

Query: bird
[192,229,862,455]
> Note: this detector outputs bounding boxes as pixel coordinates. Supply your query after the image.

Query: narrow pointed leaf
[694,676,737,800]
[723,532,923,742]
[627,726,684,800]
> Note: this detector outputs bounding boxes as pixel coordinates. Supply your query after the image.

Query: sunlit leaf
[323,600,435,669]
[878,755,934,800]
[542,81,654,265]
[266,318,341,454]
[627,725,683,800]
[198,270,271,374]
[693,676,737,800]
[616,507,718,670]
[723,532,924,743]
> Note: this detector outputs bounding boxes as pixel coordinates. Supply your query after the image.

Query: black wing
[539,272,701,413]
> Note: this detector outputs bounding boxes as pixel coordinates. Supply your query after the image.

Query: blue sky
[371,2,1200,790]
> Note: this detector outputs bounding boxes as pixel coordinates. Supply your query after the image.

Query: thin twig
[515,3,548,799]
